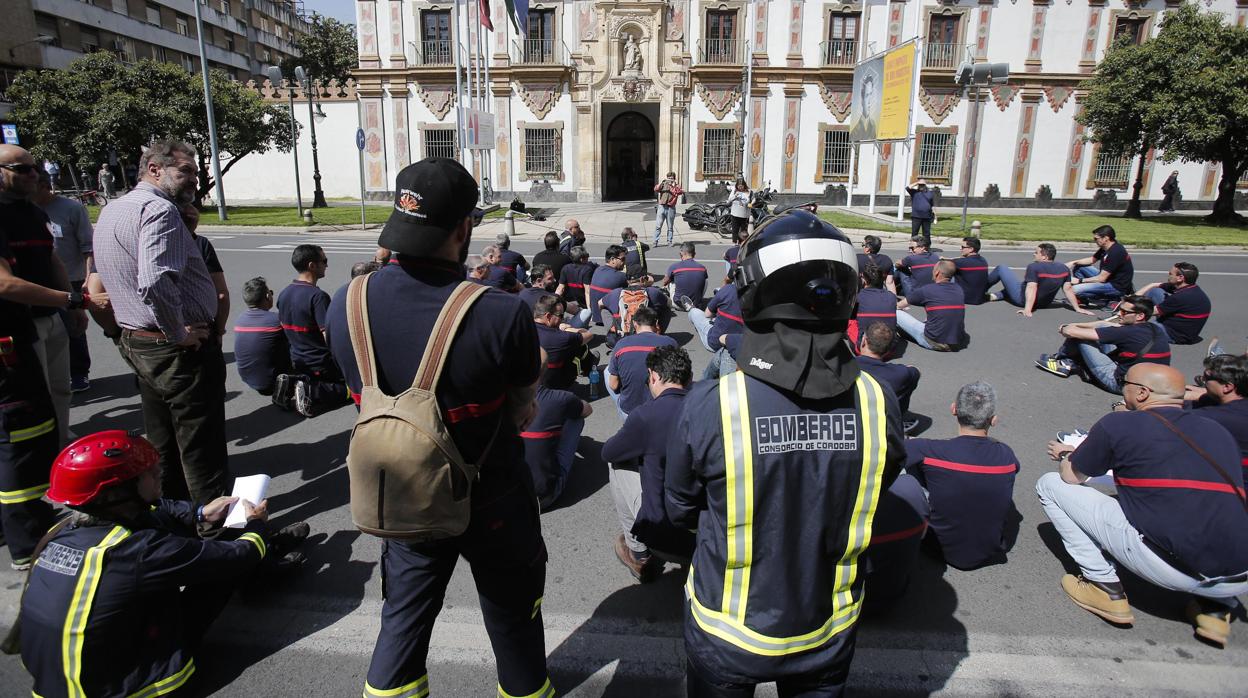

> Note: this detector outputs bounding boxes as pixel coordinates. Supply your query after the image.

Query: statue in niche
[622,34,642,74]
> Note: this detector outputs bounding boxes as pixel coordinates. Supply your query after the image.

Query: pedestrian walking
[97,164,115,199]
[42,160,59,190]
[653,171,682,246]
[1159,170,1179,213]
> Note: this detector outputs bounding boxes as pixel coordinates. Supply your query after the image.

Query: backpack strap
[346,273,379,389]
[413,281,490,391]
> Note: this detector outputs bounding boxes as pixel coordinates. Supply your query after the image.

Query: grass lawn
[87,204,392,227]
[820,210,1248,247]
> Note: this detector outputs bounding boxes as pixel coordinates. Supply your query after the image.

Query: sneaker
[1080,298,1107,310]
[70,377,90,393]
[270,521,311,555]
[10,558,31,571]
[1186,598,1231,648]
[272,374,295,411]
[293,377,314,418]
[1061,574,1134,625]
[1207,337,1222,358]
[677,295,695,312]
[613,533,659,583]
[1036,354,1075,378]
[983,293,1000,303]
[903,418,921,435]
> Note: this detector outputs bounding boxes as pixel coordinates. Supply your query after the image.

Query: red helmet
[48,430,160,506]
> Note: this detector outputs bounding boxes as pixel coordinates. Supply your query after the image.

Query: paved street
[2,221,1247,696]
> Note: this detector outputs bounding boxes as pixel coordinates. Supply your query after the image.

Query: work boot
[613,533,659,583]
[1061,574,1134,625]
[1186,598,1232,648]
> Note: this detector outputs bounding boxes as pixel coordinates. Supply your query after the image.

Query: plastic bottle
[588,365,601,400]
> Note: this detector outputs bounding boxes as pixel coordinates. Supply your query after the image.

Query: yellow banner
[877,43,916,141]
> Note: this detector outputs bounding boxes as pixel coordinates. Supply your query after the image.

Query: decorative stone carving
[622,33,642,74]
[1043,85,1073,113]
[818,85,853,123]
[667,2,684,41]
[697,82,741,120]
[622,77,644,101]
[919,88,961,125]
[990,84,1017,111]
[608,12,652,39]
[253,78,358,103]
[517,79,565,119]
[579,3,597,41]
[414,82,455,119]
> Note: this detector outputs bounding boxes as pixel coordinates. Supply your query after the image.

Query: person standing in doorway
[653,171,683,247]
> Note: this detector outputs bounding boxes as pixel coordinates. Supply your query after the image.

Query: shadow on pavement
[225,400,307,447]
[69,372,140,407]
[543,437,609,514]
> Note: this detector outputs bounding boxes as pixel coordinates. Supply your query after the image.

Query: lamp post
[266,65,304,217]
[7,34,55,60]
[192,0,227,221]
[954,61,1009,231]
[295,66,328,208]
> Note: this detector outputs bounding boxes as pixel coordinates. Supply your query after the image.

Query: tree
[1146,4,1248,225]
[281,13,357,84]
[1078,37,1170,219]
[9,52,294,203]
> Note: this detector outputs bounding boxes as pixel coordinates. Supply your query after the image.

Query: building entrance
[603,110,657,201]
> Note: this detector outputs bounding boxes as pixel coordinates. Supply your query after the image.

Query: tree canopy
[1079,4,1248,224]
[8,52,295,203]
[281,13,357,84]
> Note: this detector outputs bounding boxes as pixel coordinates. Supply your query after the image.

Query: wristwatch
[66,291,89,310]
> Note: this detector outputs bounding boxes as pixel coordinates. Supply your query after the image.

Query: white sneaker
[294,378,314,418]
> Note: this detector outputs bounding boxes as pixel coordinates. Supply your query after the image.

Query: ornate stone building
[223,0,1248,206]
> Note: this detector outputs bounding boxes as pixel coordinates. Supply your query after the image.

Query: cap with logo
[378,158,479,257]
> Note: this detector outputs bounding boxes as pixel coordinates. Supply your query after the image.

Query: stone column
[1010,92,1041,196]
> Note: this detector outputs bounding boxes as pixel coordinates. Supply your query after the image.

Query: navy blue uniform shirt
[536,323,582,389]
[1072,408,1248,577]
[705,284,744,348]
[623,240,649,274]
[1093,242,1134,296]
[953,254,991,304]
[666,259,709,304]
[607,332,678,413]
[522,387,582,502]
[905,282,966,346]
[1189,398,1248,483]
[601,387,694,555]
[532,249,569,281]
[232,307,290,393]
[856,252,894,277]
[857,355,919,413]
[908,435,1019,570]
[897,251,940,288]
[906,188,935,219]
[1094,322,1171,382]
[2,200,59,318]
[326,259,541,494]
[1024,261,1071,308]
[557,261,595,304]
[589,265,627,325]
[723,246,739,272]
[1154,284,1211,345]
[518,286,551,313]
[484,265,518,291]
[277,280,334,373]
[854,287,898,332]
[498,249,528,276]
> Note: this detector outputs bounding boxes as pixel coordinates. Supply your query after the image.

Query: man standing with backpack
[325,158,554,698]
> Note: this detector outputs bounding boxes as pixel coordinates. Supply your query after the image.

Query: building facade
[221,0,1248,207]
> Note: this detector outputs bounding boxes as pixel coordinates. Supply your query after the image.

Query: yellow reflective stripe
[364,675,429,698]
[238,532,266,560]
[719,372,754,621]
[834,373,889,609]
[10,418,55,443]
[531,596,543,620]
[0,482,50,504]
[126,658,196,698]
[718,375,738,615]
[497,677,555,698]
[62,526,131,698]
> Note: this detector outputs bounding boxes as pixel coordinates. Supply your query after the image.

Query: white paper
[224,474,270,528]
[1059,430,1115,485]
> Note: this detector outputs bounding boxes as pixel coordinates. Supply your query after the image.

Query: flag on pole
[504,0,529,35]
[479,0,493,31]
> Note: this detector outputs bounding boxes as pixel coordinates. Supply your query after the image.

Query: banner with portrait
[849,41,918,143]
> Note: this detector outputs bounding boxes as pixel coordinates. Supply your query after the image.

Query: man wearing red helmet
[19,430,303,698]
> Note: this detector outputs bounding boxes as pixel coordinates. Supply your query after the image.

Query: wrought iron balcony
[820,38,858,67]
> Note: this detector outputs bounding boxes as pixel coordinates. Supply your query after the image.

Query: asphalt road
[2,228,1247,696]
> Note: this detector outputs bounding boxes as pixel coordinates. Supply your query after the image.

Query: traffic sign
[1,124,18,145]
[355,128,365,151]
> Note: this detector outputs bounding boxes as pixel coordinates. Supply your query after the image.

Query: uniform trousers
[31,314,71,445]
[0,340,58,561]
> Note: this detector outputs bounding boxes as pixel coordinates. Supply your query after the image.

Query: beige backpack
[345,275,495,540]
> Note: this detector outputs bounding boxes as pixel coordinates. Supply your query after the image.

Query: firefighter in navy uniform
[665,210,905,696]
[19,430,279,698]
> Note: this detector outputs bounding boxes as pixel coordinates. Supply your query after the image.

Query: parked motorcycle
[748,184,775,225]
[682,201,730,232]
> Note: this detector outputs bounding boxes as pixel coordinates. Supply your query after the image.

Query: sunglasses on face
[1194,373,1216,387]
[0,163,36,174]
[1121,380,1153,392]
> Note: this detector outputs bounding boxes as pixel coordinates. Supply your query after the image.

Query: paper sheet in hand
[1060,430,1114,486]
[225,474,270,528]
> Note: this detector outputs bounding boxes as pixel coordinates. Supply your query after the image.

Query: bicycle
[67,189,109,207]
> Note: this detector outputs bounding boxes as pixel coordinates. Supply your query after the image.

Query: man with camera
[653,171,683,247]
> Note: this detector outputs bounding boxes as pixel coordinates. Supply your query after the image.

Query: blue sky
[301,0,356,24]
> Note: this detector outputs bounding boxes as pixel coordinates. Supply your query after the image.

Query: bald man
[558,219,585,258]
[1038,364,1248,647]
[895,259,967,352]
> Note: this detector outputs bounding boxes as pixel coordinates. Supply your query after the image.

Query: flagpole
[453,0,468,169]
[481,1,493,194]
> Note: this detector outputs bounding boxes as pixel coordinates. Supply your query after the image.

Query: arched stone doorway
[603,110,657,201]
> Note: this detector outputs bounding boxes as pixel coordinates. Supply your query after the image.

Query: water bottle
[588,366,601,400]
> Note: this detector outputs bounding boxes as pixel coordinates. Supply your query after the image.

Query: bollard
[504,209,516,237]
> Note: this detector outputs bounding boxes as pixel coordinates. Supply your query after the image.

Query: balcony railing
[820,38,858,66]
[924,42,968,69]
[416,39,453,66]
[697,38,747,65]
[517,38,561,65]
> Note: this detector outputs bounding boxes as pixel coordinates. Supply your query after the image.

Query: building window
[34,14,61,48]
[524,127,561,177]
[424,128,458,160]
[81,27,100,54]
[146,3,162,26]
[177,16,190,36]
[181,54,195,72]
[153,45,167,62]
[112,0,128,15]
[115,38,136,63]
[420,10,452,65]
[1090,149,1132,188]
[525,9,556,63]
[222,0,231,15]
[260,48,271,63]
[819,128,853,181]
[702,127,738,178]
[225,34,235,52]
[925,14,963,69]
[823,13,859,66]
[703,10,738,64]
[914,129,958,184]
[1113,17,1148,46]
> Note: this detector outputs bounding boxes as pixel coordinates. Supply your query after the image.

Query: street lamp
[954,61,1009,231]
[294,66,328,208]
[8,34,55,60]
[266,65,304,217]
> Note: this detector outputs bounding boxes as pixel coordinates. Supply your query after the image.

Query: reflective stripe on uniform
[364,675,430,698]
[497,677,555,698]
[62,526,131,698]
[687,372,889,656]
[0,482,50,504]
[531,596,544,620]
[10,418,56,443]
[125,658,196,698]
[238,532,267,559]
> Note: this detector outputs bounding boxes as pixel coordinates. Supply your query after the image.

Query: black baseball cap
[378,158,478,256]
